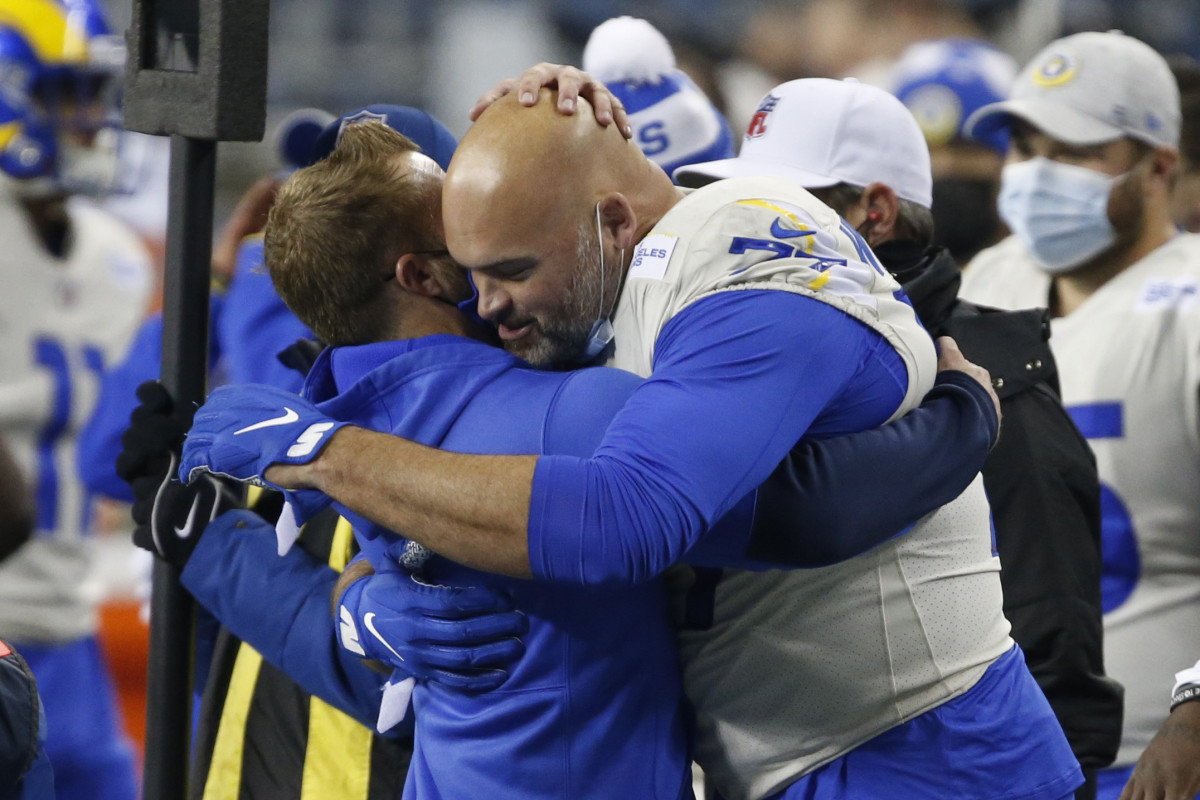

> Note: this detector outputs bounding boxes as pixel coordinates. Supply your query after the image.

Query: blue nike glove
[179,383,346,521]
[336,564,527,693]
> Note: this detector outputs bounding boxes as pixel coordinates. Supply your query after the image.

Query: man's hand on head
[469,62,632,138]
[935,336,1001,425]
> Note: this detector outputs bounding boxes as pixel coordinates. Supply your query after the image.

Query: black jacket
[0,640,53,799]
[880,241,1124,796]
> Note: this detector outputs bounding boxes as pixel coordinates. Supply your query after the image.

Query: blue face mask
[998,156,1128,274]
[455,271,487,327]
[584,201,623,360]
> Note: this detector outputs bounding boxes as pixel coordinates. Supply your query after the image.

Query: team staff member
[676,76,1123,799]
[180,84,1079,799]
[90,106,470,800]
[196,120,695,799]
[959,30,1200,800]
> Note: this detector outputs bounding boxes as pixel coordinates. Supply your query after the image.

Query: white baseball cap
[674,77,933,208]
[582,16,735,176]
[966,31,1180,149]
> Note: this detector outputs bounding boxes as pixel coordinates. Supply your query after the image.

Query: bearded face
[493,218,612,369]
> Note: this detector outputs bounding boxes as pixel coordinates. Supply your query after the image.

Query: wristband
[1170,684,1200,713]
[1173,659,1200,696]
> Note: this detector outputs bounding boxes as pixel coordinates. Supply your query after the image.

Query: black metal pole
[143,135,215,800]
[124,0,266,792]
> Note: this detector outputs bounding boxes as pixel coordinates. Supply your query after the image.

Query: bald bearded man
[181,90,1081,800]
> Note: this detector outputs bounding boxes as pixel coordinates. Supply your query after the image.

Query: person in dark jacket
[676,76,1124,800]
[0,640,54,800]
[876,241,1122,800]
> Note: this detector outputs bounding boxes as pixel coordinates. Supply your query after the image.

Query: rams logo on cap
[903,85,962,147]
[1033,51,1077,87]
[746,93,779,139]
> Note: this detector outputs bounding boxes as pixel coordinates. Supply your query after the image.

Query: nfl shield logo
[746,94,779,138]
[337,109,389,143]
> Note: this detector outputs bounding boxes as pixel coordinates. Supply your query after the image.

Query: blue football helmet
[0,0,126,194]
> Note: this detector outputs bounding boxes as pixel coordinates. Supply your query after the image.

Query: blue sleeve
[181,509,388,728]
[78,298,224,501]
[542,366,644,455]
[217,239,314,391]
[689,370,998,569]
[77,315,162,501]
[528,291,907,585]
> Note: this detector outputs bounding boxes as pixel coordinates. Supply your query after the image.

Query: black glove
[118,380,243,568]
[116,381,187,487]
[130,452,242,568]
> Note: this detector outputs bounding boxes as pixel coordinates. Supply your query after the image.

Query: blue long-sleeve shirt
[175,328,998,767]
[531,291,917,585]
[306,335,692,800]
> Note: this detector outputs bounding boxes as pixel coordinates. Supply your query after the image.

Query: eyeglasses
[380,249,451,282]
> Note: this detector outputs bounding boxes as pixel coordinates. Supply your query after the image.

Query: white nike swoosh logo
[234,407,300,435]
[339,606,366,656]
[174,493,202,539]
[363,612,405,662]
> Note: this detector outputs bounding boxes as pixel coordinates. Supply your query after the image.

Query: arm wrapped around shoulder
[745,369,999,568]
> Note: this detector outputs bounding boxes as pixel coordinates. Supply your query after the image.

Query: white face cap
[674,77,933,208]
[966,31,1181,149]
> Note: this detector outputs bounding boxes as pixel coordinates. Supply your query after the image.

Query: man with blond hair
[221,119,694,799]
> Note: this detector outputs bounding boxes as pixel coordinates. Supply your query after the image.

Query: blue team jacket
[305,335,693,800]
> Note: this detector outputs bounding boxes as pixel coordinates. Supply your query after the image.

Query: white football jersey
[608,176,937,415]
[607,178,1011,800]
[962,232,1200,766]
[0,192,151,642]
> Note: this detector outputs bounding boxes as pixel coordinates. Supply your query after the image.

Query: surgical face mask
[584,201,623,360]
[997,156,1126,274]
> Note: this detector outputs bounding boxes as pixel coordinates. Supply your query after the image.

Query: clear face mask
[997,156,1138,274]
[583,200,623,360]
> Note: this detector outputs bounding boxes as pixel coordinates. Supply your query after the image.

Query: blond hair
[265,122,443,345]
